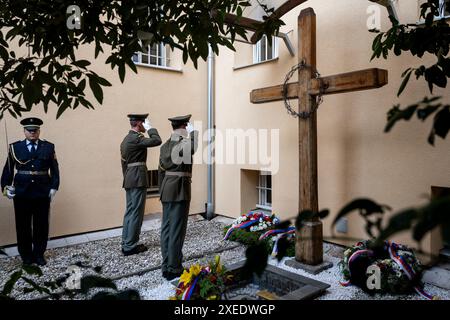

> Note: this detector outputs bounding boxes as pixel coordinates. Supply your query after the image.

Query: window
[438,0,450,18]
[419,0,450,20]
[132,43,171,67]
[256,171,272,211]
[147,170,159,197]
[253,35,278,64]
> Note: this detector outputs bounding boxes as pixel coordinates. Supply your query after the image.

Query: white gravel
[1,215,448,300]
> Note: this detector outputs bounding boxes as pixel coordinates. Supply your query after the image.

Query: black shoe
[34,256,47,266]
[22,257,33,266]
[165,271,182,281]
[122,244,148,256]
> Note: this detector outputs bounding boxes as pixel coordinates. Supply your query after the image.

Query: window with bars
[253,35,278,64]
[147,170,159,197]
[132,43,171,67]
[256,171,272,211]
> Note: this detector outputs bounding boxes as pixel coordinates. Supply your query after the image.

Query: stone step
[422,265,450,290]
[439,248,450,262]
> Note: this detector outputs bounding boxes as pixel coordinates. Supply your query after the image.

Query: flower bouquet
[171,256,233,300]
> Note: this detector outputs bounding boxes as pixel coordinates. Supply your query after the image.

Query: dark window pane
[150,56,157,65]
[142,54,149,64]
[267,190,272,205]
[267,175,272,188]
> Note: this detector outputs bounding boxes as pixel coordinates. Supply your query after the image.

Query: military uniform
[1,118,59,265]
[158,114,199,277]
[120,114,162,254]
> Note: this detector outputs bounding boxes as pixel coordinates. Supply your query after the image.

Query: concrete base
[285,258,333,275]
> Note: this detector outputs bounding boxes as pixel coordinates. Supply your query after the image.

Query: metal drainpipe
[206,44,215,220]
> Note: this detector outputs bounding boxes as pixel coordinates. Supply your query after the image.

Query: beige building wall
[0,44,208,246]
[1,0,448,259]
[214,0,450,258]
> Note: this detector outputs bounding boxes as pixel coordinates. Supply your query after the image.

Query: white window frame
[132,42,171,68]
[256,171,272,211]
[418,0,450,22]
[253,35,278,64]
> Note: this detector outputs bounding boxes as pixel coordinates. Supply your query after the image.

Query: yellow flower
[207,295,217,300]
[215,256,222,273]
[190,264,202,277]
[179,269,192,285]
[169,296,177,300]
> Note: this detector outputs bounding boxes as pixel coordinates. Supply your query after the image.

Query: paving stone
[285,258,333,275]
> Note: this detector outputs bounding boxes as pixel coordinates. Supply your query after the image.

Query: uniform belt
[165,172,192,177]
[17,170,48,175]
[127,162,147,168]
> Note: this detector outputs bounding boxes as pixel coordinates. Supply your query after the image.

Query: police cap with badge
[20,117,43,131]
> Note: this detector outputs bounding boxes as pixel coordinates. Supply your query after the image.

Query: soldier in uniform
[158,114,198,280]
[120,114,162,256]
[1,117,60,266]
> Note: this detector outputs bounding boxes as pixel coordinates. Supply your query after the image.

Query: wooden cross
[250,8,388,265]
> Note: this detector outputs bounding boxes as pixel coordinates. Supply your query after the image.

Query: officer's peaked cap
[20,117,43,130]
[168,114,191,125]
[127,114,148,121]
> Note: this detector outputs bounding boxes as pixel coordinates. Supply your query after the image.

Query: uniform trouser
[161,200,190,274]
[122,187,147,251]
[13,196,50,260]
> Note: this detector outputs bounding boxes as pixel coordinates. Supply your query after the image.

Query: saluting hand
[143,119,152,131]
[186,122,194,134]
[49,189,57,202]
[4,186,15,199]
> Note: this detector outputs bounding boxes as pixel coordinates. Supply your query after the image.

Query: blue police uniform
[1,118,59,264]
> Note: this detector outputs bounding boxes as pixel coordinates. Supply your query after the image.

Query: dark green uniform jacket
[121,129,162,189]
[158,130,199,202]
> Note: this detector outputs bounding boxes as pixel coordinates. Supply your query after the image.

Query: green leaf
[89,77,103,104]
[80,275,117,294]
[118,63,126,83]
[242,242,268,279]
[332,198,390,232]
[22,264,43,277]
[397,69,412,97]
[2,270,22,296]
[72,60,91,69]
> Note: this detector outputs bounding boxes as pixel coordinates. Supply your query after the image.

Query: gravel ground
[1,215,448,300]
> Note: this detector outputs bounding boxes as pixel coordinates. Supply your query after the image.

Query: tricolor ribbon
[181,275,200,300]
[339,249,374,287]
[271,230,296,257]
[223,219,259,240]
[259,226,295,241]
[387,241,437,300]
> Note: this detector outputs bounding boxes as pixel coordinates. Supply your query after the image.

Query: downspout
[206,44,215,220]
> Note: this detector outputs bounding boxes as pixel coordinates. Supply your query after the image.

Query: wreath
[339,240,437,299]
[223,210,296,257]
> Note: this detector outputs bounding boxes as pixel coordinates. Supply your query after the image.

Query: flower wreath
[339,240,438,300]
[223,210,295,257]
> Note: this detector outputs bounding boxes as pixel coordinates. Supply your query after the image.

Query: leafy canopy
[0,0,283,119]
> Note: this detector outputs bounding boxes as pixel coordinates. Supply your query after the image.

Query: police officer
[158,114,198,280]
[120,114,162,256]
[1,117,60,266]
